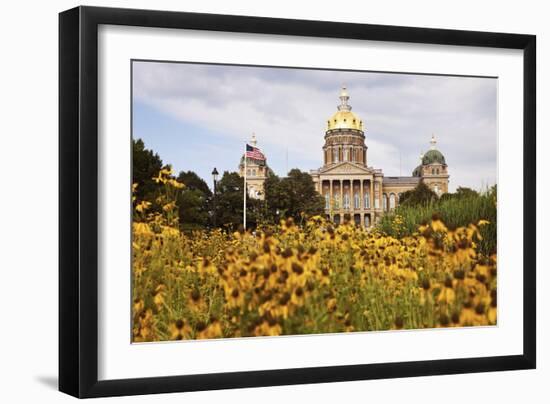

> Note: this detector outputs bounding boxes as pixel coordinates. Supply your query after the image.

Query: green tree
[132,138,164,212]
[175,171,212,231]
[177,171,211,195]
[440,186,479,202]
[212,171,266,230]
[265,169,324,224]
[399,182,438,206]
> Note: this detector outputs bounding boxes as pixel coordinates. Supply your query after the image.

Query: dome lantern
[337,85,351,112]
[430,134,437,150]
[327,86,364,131]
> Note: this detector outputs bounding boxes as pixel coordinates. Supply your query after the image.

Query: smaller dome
[412,165,423,177]
[422,149,446,165]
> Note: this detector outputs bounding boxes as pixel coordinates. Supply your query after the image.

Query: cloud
[133,61,497,191]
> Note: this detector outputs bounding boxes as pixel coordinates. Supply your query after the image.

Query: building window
[343,193,350,209]
[382,194,388,211]
[437,168,440,174]
[252,169,256,177]
[364,215,370,227]
[344,148,349,161]
[364,191,370,208]
[325,193,330,209]
[246,169,251,176]
[333,148,338,163]
[389,193,396,210]
[354,193,360,209]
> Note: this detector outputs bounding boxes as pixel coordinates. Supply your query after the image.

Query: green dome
[412,165,423,177]
[422,149,446,165]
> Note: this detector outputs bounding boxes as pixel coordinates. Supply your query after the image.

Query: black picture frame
[59,5,536,398]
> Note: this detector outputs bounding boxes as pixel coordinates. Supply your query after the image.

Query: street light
[211,167,219,228]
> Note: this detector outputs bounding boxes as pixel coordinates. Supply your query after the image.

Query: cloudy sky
[132,61,497,192]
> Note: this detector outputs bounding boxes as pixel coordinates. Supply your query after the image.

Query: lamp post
[211,167,219,228]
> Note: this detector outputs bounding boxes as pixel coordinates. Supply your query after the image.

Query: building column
[329,180,333,217]
[370,179,374,211]
[340,179,343,216]
[360,179,364,215]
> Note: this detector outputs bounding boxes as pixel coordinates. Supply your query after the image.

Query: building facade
[309,87,449,226]
[238,134,269,200]
[238,87,450,226]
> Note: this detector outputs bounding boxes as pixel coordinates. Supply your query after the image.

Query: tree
[399,182,438,206]
[132,138,164,211]
[440,186,479,202]
[455,187,479,198]
[175,171,212,231]
[177,171,211,195]
[265,169,324,224]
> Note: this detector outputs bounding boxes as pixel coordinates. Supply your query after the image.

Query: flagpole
[243,141,247,230]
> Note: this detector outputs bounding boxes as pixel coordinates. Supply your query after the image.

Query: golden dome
[326,86,364,131]
[327,110,363,130]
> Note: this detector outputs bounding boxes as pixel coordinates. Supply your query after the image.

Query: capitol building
[240,86,449,227]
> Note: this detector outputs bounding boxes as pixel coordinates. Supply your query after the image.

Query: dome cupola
[326,86,364,131]
[421,135,446,165]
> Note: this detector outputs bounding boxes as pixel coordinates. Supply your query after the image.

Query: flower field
[132,170,497,342]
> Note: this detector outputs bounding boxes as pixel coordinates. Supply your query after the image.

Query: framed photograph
[59,6,536,398]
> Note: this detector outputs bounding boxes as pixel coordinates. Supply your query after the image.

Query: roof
[327,110,363,131]
[422,149,446,165]
[383,176,421,185]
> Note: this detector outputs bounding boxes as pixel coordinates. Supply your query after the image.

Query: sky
[132,61,497,193]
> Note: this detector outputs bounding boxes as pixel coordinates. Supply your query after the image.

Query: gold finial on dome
[327,86,363,131]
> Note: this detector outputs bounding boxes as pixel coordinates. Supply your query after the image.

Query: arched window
[432,168,435,175]
[333,148,338,163]
[246,169,251,176]
[364,191,370,208]
[364,215,370,227]
[436,168,440,174]
[344,148,349,161]
[389,193,396,210]
[354,193,360,209]
[252,169,256,177]
[382,194,388,211]
[343,193,350,209]
[325,193,330,209]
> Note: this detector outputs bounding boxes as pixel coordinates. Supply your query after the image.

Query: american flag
[246,144,266,161]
